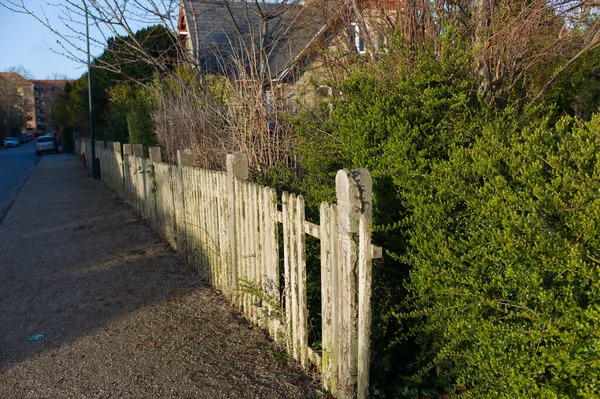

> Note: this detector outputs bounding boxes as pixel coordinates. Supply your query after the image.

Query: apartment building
[29,80,70,135]
[0,72,71,136]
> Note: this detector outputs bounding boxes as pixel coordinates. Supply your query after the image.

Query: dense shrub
[288,35,600,397]
[108,83,157,150]
[411,110,600,398]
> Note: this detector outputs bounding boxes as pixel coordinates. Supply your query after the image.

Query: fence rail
[79,139,380,399]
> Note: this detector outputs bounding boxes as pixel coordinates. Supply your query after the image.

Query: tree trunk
[475,0,494,95]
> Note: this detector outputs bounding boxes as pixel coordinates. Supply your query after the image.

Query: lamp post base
[92,158,101,180]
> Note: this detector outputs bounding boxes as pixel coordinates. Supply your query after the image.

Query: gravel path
[0,155,320,398]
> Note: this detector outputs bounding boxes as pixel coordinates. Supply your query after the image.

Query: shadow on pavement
[0,156,318,398]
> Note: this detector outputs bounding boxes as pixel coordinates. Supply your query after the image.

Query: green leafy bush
[402,110,600,397]
[108,83,157,151]
[289,35,600,397]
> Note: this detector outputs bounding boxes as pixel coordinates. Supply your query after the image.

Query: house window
[351,23,366,54]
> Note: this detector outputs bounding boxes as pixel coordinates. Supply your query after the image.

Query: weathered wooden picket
[80,139,380,399]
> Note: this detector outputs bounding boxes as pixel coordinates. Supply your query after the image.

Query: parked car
[17,135,27,144]
[36,136,58,155]
[3,137,20,147]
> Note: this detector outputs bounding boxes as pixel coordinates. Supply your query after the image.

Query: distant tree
[7,65,33,80]
[0,71,31,138]
[47,25,175,147]
[47,73,71,80]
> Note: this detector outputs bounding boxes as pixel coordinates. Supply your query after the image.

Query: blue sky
[0,0,167,80]
[0,2,89,79]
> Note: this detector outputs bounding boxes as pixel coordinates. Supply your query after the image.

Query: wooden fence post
[355,170,373,399]
[226,154,248,300]
[149,147,162,163]
[335,168,372,399]
[132,144,142,157]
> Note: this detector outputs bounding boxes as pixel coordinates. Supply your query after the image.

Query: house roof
[181,0,326,80]
[30,80,72,91]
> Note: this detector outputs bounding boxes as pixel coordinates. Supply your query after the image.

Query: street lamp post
[84,0,100,180]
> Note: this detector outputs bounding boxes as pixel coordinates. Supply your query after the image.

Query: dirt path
[0,155,320,398]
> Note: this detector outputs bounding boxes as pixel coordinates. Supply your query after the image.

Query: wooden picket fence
[79,139,380,399]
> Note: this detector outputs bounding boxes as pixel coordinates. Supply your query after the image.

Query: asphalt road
[0,141,41,225]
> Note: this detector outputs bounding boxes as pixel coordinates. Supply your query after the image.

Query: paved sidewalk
[0,155,319,398]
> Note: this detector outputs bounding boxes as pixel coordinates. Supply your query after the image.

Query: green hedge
[284,36,600,397]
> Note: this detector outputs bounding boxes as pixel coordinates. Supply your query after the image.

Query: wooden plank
[270,188,282,342]
[308,348,322,372]
[187,168,194,269]
[140,156,147,218]
[218,175,228,292]
[212,173,220,284]
[249,182,258,324]
[181,167,189,264]
[289,193,298,361]
[296,195,308,368]
[335,169,365,398]
[174,165,181,252]
[208,172,217,284]
[258,185,267,329]
[330,204,340,394]
[282,191,292,355]
[192,169,198,271]
[303,220,321,239]
[256,184,264,327]
[243,181,251,317]
[262,187,273,337]
[267,187,281,342]
[115,143,124,198]
[320,202,333,391]
[135,155,142,213]
[186,167,194,265]
[236,179,244,309]
[357,215,372,399]
[164,163,173,245]
[122,153,130,205]
[158,163,169,245]
[170,164,179,248]
[200,169,208,276]
[248,181,256,321]
[206,169,214,279]
[195,168,202,272]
